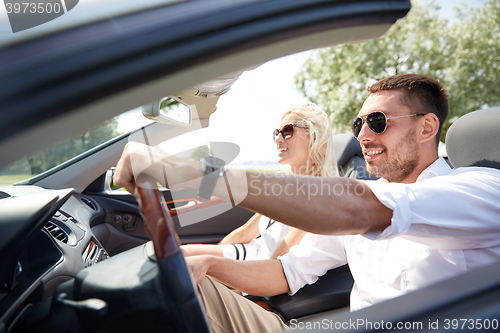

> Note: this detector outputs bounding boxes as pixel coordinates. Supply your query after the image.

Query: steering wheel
[135,174,211,333]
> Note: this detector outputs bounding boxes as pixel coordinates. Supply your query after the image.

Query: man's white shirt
[278,157,500,311]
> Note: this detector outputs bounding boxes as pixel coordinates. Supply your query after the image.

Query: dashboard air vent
[81,197,97,211]
[45,221,69,243]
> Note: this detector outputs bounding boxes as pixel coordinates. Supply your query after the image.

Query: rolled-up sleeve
[278,233,346,295]
[363,181,415,240]
[363,168,500,250]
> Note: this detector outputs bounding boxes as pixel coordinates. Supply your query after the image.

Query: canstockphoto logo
[4,0,79,33]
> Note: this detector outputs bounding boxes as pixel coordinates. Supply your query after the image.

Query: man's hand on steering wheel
[114,142,202,194]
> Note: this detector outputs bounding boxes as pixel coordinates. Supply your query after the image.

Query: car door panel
[84,188,254,254]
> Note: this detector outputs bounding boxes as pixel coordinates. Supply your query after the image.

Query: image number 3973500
[4,0,79,33]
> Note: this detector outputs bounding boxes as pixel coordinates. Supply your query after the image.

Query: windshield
[0,108,152,185]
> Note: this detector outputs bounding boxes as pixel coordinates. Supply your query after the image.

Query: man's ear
[420,113,440,143]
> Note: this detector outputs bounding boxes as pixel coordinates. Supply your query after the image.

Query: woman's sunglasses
[273,124,308,141]
[352,111,426,138]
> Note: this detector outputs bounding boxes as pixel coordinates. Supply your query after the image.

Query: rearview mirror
[141,96,192,126]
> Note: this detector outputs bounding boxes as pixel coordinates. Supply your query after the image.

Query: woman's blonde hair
[281,104,338,177]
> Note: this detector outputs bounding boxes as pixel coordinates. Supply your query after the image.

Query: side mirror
[141,96,192,126]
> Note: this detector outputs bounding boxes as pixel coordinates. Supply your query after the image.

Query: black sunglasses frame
[273,123,308,141]
[352,111,426,138]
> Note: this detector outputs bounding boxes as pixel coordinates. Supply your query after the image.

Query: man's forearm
[216,170,392,236]
[203,256,290,297]
[115,144,392,236]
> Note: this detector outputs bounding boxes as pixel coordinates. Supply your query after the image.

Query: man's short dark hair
[367,74,449,144]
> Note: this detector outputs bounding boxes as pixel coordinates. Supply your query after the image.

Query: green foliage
[159,97,180,110]
[24,118,119,175]
[0,174,32,185]
[296,0,500,141]
[443,0,500,134]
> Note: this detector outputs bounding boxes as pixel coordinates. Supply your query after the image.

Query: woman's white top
[221,215,291,260]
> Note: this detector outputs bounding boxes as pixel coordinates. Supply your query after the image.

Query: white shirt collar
[416,157,452,182]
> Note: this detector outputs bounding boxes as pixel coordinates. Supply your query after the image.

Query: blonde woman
[182,104,337,260]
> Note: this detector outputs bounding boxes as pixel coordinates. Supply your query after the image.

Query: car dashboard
[0,185,109,331]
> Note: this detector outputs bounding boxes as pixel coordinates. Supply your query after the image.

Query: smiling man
[114,74,500,333]
[356,75,447,183]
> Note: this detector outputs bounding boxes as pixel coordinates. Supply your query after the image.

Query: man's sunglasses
[352,111,426,138]
[273,123,308,141]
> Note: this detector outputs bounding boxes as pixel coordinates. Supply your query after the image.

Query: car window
[0,108,153,185]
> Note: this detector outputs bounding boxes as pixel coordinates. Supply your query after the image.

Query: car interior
[1,0,499,332]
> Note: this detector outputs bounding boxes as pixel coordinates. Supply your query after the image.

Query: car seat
[446,107,500,170]
[333,133,378,180]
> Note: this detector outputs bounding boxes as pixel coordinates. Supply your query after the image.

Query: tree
[26,118,119,175]
[296,0,500,141]
[443,0,500,133]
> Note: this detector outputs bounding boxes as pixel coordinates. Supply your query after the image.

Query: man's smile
[363,148,384,161]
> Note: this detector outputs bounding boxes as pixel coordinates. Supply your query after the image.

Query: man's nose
[356,121,375,143]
